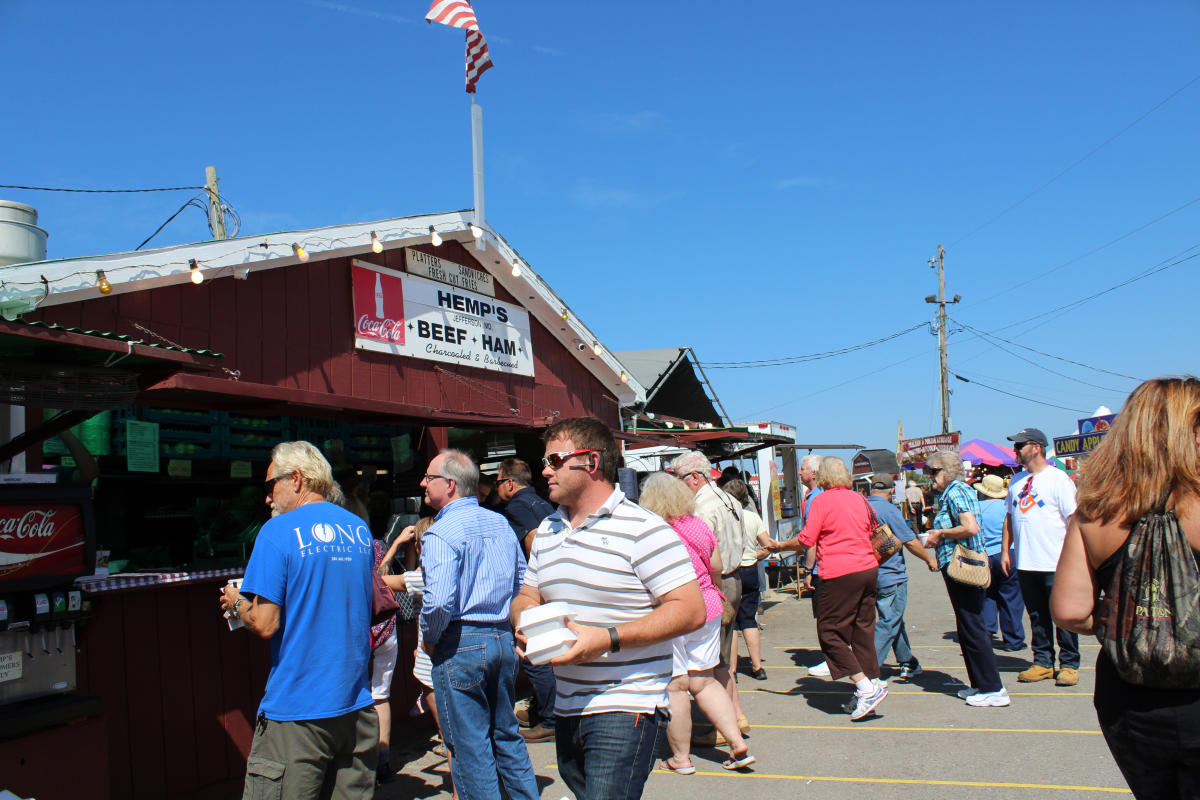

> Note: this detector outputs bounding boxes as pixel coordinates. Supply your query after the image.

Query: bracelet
[231,597,246,619]
[607,626,621,653]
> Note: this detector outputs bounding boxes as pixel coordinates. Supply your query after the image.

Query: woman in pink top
[767,457,886,721]
[640,473,755,773]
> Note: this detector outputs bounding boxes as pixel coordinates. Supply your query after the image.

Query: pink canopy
[959,438,1018,467]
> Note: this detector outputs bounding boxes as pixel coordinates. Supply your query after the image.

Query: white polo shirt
[1005,466,1078,572]
[524,488,696,716]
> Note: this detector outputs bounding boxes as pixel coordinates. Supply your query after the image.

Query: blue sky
[2,1,1198,455]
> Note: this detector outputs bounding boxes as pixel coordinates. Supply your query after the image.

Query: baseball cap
[1007,428,1048,447]
[870,475,895,489]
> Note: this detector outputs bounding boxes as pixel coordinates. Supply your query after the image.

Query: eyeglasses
[680,471,705,481]
[542,449,597,470]
[926,467,944,477]
[1013,441,1036,451]
[264,474,289,492]
[421,474,449,484]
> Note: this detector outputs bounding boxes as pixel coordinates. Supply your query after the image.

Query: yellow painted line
[774,644,1101,649]
[759,664,1094,670]
[546,765,1129,793]
[750,723,1101,734]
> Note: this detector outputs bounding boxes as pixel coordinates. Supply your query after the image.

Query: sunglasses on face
[264,474,289,492]
[927,467,944,477]
[542,448,597,470]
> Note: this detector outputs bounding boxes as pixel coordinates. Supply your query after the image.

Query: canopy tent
[959,438,1018,467]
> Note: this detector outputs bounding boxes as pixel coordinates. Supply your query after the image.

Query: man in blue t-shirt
[220,441,376,799]
[868,475,939,680]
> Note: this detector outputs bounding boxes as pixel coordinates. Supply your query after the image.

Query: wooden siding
[30,241,618,428]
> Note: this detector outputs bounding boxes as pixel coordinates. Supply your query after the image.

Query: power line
[0,183,204,194]
[134,193,208,251]
[949,317,1142,382]
[965,193,1200,308]
[699,322,928,369]
[952,373,1092,414]
[950,72,1200,247]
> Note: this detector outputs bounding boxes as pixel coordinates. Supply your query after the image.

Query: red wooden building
[0,210,645,799]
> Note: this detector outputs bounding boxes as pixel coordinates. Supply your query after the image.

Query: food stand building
[0,210,645,799]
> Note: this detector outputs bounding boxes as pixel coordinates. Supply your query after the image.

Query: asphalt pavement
[381,562,1130,799]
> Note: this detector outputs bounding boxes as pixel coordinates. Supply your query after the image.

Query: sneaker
[898,663,922,680]
[808,661,831,678]
[1055,668,1080,686]
[965,688,1011,707]
[1018,664,1055,682]
[749,667,768,681]
[956,687,979,699]
[850,682,887,720]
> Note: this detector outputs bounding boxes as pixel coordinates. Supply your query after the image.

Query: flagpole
[471,94,485,250]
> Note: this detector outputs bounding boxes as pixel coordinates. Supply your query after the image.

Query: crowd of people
[216,376,1200,799]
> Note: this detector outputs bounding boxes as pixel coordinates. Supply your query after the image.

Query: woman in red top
[767,457,886,720]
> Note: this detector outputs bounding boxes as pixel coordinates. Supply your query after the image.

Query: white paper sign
[352,261,535,377]
[405,248,495,296]
[0,651,22,683]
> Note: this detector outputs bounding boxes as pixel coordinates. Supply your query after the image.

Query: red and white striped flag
[427,1,493,93]
[425,0,479,31]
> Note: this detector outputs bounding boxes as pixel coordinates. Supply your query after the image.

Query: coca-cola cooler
[0,484,95,706]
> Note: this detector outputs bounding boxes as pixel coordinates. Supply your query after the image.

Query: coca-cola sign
[352,263,407,347]
[0,502,87,582]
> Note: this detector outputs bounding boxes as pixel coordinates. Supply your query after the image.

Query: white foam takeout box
[524,628,579,665]
[517,601,575,638]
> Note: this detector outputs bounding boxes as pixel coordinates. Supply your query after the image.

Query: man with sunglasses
[219,441,377,799]
[418,449,539,800]
[511,417,705,800]
[1001,427,1080,686]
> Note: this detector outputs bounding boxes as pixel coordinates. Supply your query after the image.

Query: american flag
[426,0,493,93]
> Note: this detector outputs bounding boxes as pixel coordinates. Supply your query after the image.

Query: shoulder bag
[371,571,400,626]
[863,497,903,564]
[1094,509,1200,689]
[942,489,991,589]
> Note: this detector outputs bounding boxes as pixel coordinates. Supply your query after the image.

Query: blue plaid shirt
[932,479,983,568]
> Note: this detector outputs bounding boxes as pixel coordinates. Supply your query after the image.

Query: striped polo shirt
[524,488,697,716]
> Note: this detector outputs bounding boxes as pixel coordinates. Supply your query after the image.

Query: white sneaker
[850,682,888,720]
[808,661,831,678]
[965,688,1011,707]
[956,687,979,699]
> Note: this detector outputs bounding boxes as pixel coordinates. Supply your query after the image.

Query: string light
[469,223,483,239]
[189,258,204,285]
[560,309,569,322]
[291,243,309,262]
[370,231,383,254]
[429,226,443,247]
[511,261,521,277]
[620,371,629,383]
[96,270,112,295]
[665,421,674,429]
[592,341,602,356]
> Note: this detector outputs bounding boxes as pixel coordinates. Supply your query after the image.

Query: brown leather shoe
[521,723,555,743]
[1055,668,1079,686]
[515,705,532,727]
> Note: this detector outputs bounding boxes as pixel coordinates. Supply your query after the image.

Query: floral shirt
[370,539,396,649]
[933,479,984,569]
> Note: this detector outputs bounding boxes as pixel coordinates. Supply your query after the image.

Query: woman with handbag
[1052,377,1200,799]
[639,472,755,773]
[766,457,886,720]
[923,449,1009,707]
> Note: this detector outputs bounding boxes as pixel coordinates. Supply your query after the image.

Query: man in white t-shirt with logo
[510,417,705,800]
[1001,427,1080,686]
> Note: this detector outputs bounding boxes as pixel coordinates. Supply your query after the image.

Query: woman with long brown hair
[1053,376,1200,798]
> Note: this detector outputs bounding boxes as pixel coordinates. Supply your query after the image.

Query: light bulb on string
[370,231,383,254]
[469,223,483,239]
[511,261,522,278]
[429,226,442,247]
[292,243,309,262]
[189,259,204,285]
[96,270,112,295]
[592,341,602,356]
[620,371,629,383]
[560,309,569,322]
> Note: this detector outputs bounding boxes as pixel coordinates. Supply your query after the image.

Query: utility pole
[204,166,227,240]
[924,244,960,434]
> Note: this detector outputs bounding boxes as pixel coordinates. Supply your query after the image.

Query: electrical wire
[949,72,1200,248]
[699,322,928,369]
[952,373,1092,413]
[949,317,1142,382]
[134,192,208,251]
[0,183,204,193]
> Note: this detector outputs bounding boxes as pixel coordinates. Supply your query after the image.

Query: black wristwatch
[607,626,621,653]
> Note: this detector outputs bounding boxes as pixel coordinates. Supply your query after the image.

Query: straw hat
[973,473,1007,499]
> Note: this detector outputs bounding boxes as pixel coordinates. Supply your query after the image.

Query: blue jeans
[524,661,557,729]
[874,580,916,668]
[983,550,1026,648]
[431,622,539,800]
[556,708,667,800]
[1018,570,1080,669]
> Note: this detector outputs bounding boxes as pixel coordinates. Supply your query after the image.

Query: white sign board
[352,260,535,377]
[405,248,495,297]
